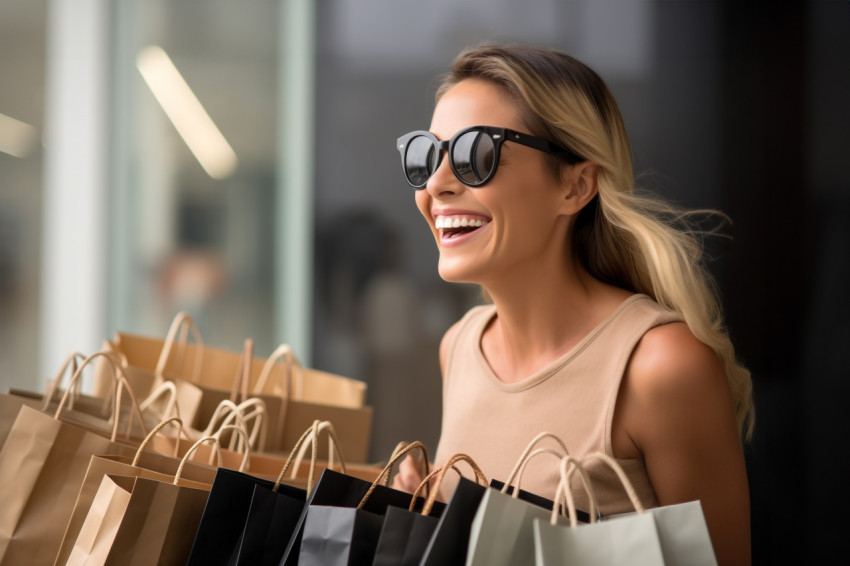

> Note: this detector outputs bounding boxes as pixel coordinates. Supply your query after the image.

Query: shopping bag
[184,422,318,566]
[281,439,444,566]
[54,417,219,565]
[371,448,466,566]
[466,441,582,566]
[0,354,144,565]
[371,505,439,566]
[66,474,136,565]
[532,452,717,565]
[64,435,224,566]
[417,454,490,566]
[252,344,373,461]
[297,440,435,566]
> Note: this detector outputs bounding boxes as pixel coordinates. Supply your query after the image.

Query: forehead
[429,79,526,139]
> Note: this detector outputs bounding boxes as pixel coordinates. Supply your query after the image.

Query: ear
[559,161,599,216]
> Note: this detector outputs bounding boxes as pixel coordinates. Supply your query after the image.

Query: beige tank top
[433,294,682,516]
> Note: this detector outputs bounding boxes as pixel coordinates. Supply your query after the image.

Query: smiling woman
[392,45,754,566]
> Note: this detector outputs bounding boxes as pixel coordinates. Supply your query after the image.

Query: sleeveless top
[433,294,683,516]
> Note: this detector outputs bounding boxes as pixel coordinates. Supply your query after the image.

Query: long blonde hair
[437,45,754,439]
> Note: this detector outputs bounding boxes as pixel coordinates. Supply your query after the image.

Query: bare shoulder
[617,322,750,565]
[625,321,729,407]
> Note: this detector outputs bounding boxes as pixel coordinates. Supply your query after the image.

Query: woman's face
[415,78,573,286]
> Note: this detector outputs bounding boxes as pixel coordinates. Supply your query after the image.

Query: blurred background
[0,0,847,562]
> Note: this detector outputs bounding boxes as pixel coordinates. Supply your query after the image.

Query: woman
[392,45,753,565]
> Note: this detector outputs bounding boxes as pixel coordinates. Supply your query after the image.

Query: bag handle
[289,420,344,479]
[273,420,346,494]
[42,351,94,413]
[356,441,430,510]
[501,432,569,491]
[132,416,192,465]
[155,311,205,383]
[503,446,566,498]
[253,343,299,398]
[579,451,645,513]
[217,398,268,452]
[212,424,251,473]
[56,351,149,442]
[174,435,222,484]
[415,453,488,516]
[139,380,180,422]
[552,455,598,527]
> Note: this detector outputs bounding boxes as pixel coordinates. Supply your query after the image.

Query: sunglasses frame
[396,125,582,189]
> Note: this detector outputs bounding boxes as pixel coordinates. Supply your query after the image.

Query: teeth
[435,216,487,229]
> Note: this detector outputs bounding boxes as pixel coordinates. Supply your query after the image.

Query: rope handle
[132,416,190,467]
[212,424,251,473]
[290,420,344,479]
[54,351,148,441]
[202,400,247,437]
[408,462,469,513]
[217,398,268,452]
[417,453,487,516]
[503,447,567,498]
[253,343,301,397]
[273,420,347,494]
[42,352,89,412]
[552,455,599,527]
[502,432,570,490]
[174,436,222,484]
[356,441,430,511]
[139,380,180,422]
[579,452,644,514]
[155,311,205,383]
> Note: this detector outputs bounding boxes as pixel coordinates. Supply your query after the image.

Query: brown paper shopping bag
[0,403,138,564]
[65,435,223,566]
[54,417,218,565]
[0,351,155,565]
[251,344,373,461]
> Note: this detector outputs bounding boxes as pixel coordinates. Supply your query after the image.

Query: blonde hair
[437,45,754,439]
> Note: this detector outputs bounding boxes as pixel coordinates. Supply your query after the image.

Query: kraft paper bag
[66,473,211,566]
[54,418,219,565]
[0,404,138,565]
[66,475,136,565]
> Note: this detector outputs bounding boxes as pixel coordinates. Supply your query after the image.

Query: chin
[437,257,480,284]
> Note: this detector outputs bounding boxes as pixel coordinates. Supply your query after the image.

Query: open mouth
[435,215,490,240]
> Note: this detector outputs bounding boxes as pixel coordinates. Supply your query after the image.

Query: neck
[479,255,630,383]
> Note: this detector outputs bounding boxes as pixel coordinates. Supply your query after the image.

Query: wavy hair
[436,45,754,439]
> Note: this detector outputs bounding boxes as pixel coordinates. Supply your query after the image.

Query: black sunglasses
[396,125,582,189]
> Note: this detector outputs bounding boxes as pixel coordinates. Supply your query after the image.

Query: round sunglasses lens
[452,130,495,185]
[405,136,439,187]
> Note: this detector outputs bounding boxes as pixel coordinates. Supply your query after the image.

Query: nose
[425,152,462,199]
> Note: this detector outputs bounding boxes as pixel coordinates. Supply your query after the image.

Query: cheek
[414,190,431,222]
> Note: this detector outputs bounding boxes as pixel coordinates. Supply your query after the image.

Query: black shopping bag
[185,467,306,566]
[232,482,306,566]
[371,503,439,566]
[418,454,490,566]
[298,505,385,566]
[280,442,442,566]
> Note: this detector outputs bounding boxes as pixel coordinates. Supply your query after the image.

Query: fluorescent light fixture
[136,45,238,180]
[0,112,38,158]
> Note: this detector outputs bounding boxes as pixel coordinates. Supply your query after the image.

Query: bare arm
[613,322,750,566]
